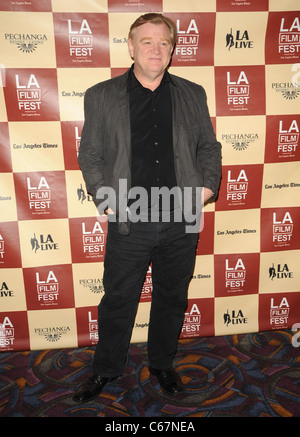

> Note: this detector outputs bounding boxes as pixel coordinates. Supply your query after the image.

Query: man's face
[128,22,173,79]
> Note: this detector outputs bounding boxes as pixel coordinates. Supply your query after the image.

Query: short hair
[128,13,177,47]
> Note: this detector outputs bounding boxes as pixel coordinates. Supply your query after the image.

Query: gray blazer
[78,69,221,234]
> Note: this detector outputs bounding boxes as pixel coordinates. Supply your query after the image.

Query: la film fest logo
[87,311,98,344]
[278,16,300,57]
[270,296,290,328]
[226,28,254,50]
[15,73,41,112]
[175,18,199,57]
[35,270,59,303]
[277,118,299,156]
[27,176,51,213]
[225,258,246,291]
[68,18,93,60]
[0,234,4,261]
[5,32,47,53]
[0,316,15,348]
[272,211,293,246]
[82,221,105,255]
[227,70,249,107]
[226,168,248,204]
[182,303,201,336]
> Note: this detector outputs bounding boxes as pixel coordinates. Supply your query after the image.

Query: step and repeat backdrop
[0,0,300,351]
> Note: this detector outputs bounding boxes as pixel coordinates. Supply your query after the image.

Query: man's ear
[127,38,135,60]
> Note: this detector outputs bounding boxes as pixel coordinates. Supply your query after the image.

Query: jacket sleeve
[196,86,222,200]
[78,87,106,212]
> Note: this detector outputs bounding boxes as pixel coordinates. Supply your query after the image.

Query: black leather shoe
[149,367,184,394]
[73,373,117,403]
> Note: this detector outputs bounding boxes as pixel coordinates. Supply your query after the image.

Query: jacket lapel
[115,72,131,167]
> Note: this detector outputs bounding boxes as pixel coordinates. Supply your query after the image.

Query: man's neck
[133,67,165,91]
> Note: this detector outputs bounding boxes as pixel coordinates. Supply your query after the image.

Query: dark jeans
[92,218,199,377]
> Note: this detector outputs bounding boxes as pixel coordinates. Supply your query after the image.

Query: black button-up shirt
[128,66,178,210]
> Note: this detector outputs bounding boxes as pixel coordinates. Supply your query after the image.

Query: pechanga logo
[34,326,70,342]
[269,263,293,280]
[222,132,258,151]
[224,309,247,327]
[226,28,253,50]
[5,33,47,53]
[79,277,104,294]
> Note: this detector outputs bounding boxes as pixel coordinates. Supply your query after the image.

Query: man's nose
[151,43,160,53]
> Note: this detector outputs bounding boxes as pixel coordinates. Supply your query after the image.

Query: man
[73,13,221,403]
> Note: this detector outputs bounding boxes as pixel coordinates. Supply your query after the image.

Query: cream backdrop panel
[0,173,17,222]
[57,68,111,121]
[266,64,300,116]
[9,121,64,172]
[261,162,300,208]
[217,115,266,165]
[214,209,261,255]
[259,250,300,294]
[28,308,78,350]
[214,294,259,336]
[214,12,268,66]
[188,255,214,299]
[1,12,56,68]
[109,13,140,68]
[65,170,98,218]
[18,218,72,268]
[0,268,27,312]
[73,261,105,307]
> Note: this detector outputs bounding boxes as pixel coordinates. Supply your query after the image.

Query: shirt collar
[127,63,174,92]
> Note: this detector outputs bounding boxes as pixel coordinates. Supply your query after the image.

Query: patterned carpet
[0,330,299,418]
